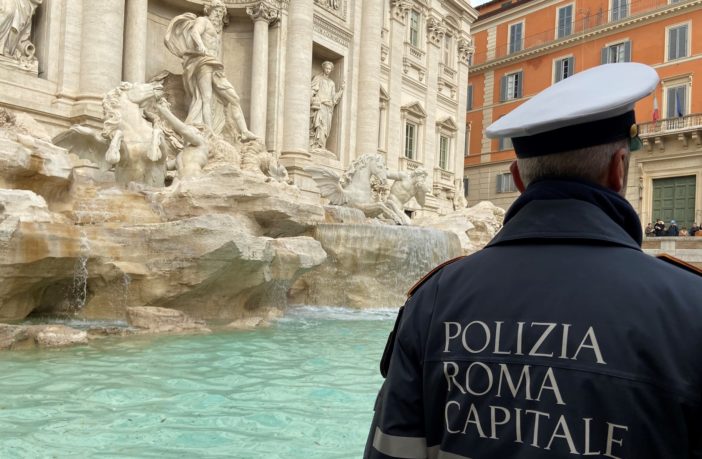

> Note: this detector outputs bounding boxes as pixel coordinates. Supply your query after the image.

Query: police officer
[364,63,702,458]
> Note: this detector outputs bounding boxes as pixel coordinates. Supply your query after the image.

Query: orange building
[464,0,702,229]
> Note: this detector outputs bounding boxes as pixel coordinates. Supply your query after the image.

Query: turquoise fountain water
[0,307,394,458]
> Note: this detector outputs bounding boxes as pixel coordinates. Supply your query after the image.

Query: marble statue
[241,140,290,183]
[309,61,344,150]
[0,0,42,69]
[54,82,171,187]
[164,0,257,141]
[153,98,209,179]
[306,153,404,224]
[386,168,431,225]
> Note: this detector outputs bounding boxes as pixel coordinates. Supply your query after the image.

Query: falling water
[69,230,90,310]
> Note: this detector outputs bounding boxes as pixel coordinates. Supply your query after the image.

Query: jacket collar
[486,199,642,251]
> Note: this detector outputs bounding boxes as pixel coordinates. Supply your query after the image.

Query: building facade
[0,0,476,217]
[464,0,702,229]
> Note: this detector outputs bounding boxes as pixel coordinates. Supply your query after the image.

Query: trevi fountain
[0,0,507,456]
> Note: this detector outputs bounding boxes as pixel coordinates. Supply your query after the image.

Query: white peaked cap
[486,63,659,157]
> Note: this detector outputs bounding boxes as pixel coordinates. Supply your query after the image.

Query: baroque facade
[464,0,702,228]
[0,0,476,217]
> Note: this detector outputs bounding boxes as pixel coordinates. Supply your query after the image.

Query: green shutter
[500,75,507,101]
[516,71,523,98]
[601,47,608,64]
[623,41,631,62]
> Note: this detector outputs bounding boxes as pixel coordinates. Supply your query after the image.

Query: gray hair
[516,139,629,188]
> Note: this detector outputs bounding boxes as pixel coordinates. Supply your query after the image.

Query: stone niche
[310,43,345,160]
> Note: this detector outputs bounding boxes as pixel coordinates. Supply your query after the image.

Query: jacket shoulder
[406,256,466,299]
[656,253,702,277]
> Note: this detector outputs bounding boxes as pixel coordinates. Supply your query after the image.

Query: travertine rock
[415,201,506,254]
[126,306,210,333]
[0,324,30,350]
[31,325,89,347]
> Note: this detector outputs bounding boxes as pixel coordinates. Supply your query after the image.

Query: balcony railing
[639,113,702,137]
[472,0,688,66]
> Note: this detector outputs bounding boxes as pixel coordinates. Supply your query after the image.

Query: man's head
[205,0,229,27]
[486,63,658,195]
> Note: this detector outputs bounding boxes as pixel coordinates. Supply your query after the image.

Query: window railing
[472,0,687,66]
[639,113,702,136]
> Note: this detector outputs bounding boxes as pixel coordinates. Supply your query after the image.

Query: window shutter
[554,59,561,82]
[500,75,507,102]
[679,86,687,115]
[623,41,631,62]
[668,28,677,60]
[601,47,608,64]
[666,87,676,118]
[467,85,473,110]
[680,26,688,58]
[568,56,575,76]
[516,71,523,98]
[496,174,503,192]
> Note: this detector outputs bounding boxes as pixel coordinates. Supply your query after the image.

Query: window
[666,85,688,118]
[496,173,518,193]
[443,35,453,67]
[557,5,573,38]
[611,0,628,21]
[499,136,513,151]
[508,22,523,54]
[500,71,523,101]
[466,85,473,111]
[601,41,631,64]
[404,122,417,159]
[439,135,450,170]
[409,10,421,47]
[554,56,575,82]
[667,24,689,61]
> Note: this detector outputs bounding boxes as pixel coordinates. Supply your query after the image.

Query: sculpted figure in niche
[310,61,345,150]
[386,167,431,225]
[165,0,257,141]
[0,0,42,66]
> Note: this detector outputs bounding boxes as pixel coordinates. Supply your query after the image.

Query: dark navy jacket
[366,196,702,459]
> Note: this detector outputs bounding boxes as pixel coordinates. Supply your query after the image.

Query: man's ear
[606,148,628,193]
[509,160,526,193]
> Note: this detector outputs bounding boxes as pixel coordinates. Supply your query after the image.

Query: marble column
[386,0,412,172]
[355,0,383,155]
[79,0,126,97]
[247,3,279,138]
[280,0,314,186]
[123,0,149,83]
[424,18,445,184]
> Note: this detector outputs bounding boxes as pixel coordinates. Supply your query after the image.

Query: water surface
[0,307,395,458]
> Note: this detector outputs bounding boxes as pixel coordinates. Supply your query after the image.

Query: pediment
[401,101,427,119]
[437,116,458,132]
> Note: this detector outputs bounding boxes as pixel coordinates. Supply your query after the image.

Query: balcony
[399,156,423,173]
[639,113,702,152]
[432,167,455,192]
[472,0,692,67]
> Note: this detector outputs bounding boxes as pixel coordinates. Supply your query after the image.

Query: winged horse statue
[54,81,170,187]
[305,153,405,224]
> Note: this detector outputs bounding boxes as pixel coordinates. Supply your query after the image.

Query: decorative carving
[164,0,257,141]
[309,61,345,151]
[0,0,42,71]
[313,14,352,47]
[54,82,171,187]
[314,0,341,11]
[390,0,413,22]
[246,2,279,23]
[458,36,475,66]
[305,153,405,224]
[426,17,446,47]
[386,168,431,225]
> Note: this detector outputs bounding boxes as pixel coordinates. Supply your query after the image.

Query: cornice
[472,0,702,73]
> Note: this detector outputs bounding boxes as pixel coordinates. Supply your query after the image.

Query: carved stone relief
[0,0,42,72]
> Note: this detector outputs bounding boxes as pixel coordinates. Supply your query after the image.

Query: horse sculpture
[54,81,170,187]
[306,153,404,224]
